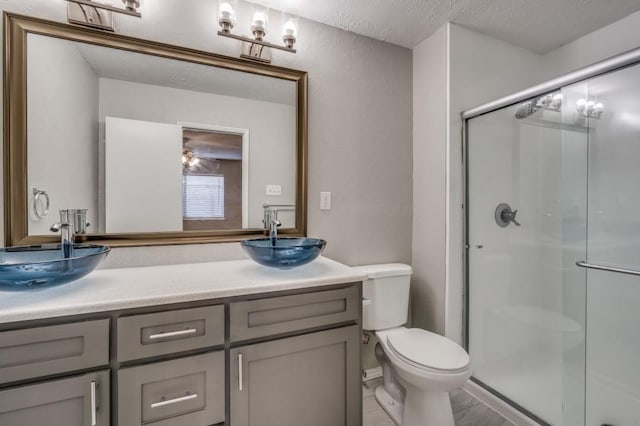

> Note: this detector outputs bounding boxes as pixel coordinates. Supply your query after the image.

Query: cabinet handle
[238,353,243,391]
[90,380,97,426]
[149,328,197,340]
[150,393,198,408]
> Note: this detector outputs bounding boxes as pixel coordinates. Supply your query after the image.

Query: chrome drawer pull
[90,380,97,426]
[150,393,198,408]
[149,328,198,340]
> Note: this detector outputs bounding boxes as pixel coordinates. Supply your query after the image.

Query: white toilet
[354,264,471,426]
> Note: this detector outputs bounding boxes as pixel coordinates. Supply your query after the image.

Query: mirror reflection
[26,33,297,237]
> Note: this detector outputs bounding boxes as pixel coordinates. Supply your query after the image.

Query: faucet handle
[263,207,281,229]
[71,209,89,234]
[509,210,521,227]
[50,223,62,232]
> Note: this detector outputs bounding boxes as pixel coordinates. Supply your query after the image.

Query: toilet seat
[386,328,470,373]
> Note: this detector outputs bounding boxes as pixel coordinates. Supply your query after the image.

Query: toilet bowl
[354,264,472,426]
[374,327,471,425]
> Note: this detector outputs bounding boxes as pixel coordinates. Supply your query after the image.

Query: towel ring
[32,186,50,220]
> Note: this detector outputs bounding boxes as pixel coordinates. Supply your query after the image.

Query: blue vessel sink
[0,244,110,289]
[241,237,327,269]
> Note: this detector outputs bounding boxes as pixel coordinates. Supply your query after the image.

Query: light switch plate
[320,192,331,210]
[266,185,282,196]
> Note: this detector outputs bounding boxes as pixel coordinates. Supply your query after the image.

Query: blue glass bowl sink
[241,238,327,269]
[0,244,110,290]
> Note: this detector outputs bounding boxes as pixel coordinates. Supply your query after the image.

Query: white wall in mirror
[27,33,296,236]
[27,31,99,235]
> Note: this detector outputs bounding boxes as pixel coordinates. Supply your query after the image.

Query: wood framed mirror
[4,12,307,247]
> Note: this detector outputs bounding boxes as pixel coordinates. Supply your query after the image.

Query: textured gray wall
[412,24,542,336]
[0,0,413,269]
[411,25,449,336]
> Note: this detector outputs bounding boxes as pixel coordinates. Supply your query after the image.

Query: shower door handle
[576,261,640,277]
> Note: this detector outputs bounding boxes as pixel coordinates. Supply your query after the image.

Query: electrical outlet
[320,192,331,210]
[266,184,282,196]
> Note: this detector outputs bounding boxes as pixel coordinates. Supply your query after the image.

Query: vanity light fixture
[536,92,563,112]
[216,0,298,64]
[576,98,604,119]
[66,0,141,32]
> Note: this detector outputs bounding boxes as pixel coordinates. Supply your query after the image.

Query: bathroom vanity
[0,257,365,426]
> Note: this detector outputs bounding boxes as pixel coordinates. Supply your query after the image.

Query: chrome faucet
[262,203,295,245]
[50,209,90,257]
[268,210,281,246]
[263,207,281,246]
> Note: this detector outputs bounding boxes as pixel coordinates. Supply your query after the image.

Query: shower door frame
[461,45,640,425]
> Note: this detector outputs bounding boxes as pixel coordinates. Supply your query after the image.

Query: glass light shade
[218,0,237,31]
[283,20,297,38]
[121,0,141,12]
[281,13,299,48]
[251,6,269,38]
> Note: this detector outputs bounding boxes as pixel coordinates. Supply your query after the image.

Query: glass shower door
[583,63,640,426]
[466,84,589,425]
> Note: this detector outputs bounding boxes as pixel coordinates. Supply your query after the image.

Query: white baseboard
[463,380,542,426]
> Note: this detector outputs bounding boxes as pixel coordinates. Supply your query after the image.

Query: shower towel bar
[576,261,640,277]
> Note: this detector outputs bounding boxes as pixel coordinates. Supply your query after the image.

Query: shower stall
[464,51,640,425]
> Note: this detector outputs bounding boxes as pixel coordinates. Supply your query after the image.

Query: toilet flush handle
[362,299,372,306]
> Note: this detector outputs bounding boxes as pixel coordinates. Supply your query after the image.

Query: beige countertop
[0,257,366,324]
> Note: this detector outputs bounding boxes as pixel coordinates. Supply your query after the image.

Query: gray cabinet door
[230,325,361,426]
[0,370,110,426]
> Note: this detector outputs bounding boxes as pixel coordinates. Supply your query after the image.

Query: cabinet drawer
[117,305,224,361]
[230,285,360,342]
[118,352,224,426]
[0,319,109,385]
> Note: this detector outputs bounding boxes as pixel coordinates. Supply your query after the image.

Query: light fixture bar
[65,0,141,18]
[217,31,296,53]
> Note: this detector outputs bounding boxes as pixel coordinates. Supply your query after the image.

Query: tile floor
[363,379,514,426]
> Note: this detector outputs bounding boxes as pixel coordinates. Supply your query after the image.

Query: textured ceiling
[253,0,640,53]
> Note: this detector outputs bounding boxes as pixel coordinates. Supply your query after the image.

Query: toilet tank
[352,264,413,331]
